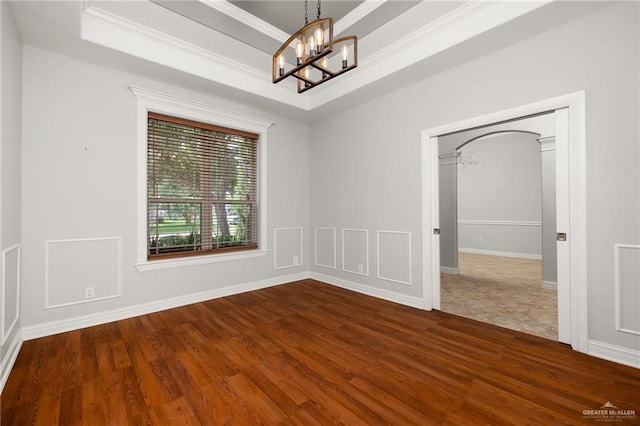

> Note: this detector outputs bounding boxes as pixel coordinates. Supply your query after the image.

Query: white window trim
[130,86,274,272]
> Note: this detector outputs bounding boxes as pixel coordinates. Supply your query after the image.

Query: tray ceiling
[9,0,604,119]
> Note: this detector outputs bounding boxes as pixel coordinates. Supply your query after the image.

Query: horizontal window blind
[147,112,259,259]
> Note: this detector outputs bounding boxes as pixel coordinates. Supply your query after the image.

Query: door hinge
[433,228,441,235]
[556,232,567,241]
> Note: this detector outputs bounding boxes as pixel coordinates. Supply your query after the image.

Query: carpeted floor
[441,252,558,340]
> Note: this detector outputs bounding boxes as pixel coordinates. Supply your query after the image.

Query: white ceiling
[9,1,606,120]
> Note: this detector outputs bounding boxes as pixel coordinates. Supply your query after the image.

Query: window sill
[135,249,268,272]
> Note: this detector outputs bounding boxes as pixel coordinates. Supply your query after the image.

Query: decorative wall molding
[458,219,541,227]
[314,227,337,269]
[23,271,310,341]
[458,247,542,260]
[588,339,640,369]
[312,272,423,310]
[1,244,20,344]
[45,237,122,309]
[274,227,304,270]
[0,331,22,394]
[614,244,640,336]
[377,230,412,285]
[342,228,369,276]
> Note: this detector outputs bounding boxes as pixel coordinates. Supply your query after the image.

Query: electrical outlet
[293,256,299,265]
[479,237,484,243]
[358,264,364,273]
[85,287,95,299]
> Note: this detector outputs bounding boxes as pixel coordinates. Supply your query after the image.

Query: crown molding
[81,5,305,109]
[80,1,554,112]
[334,0,388,37]
[198,0,291,43]
[307,0,553,110]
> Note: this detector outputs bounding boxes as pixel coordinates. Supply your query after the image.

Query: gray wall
[2,0,639,382]
[438,152,458,272]
[310,2,639,351]
[20,46,311,329]
[0,1,23,387]
[457,132,542,256]
[437,114,555,272]
[539,137,558,284]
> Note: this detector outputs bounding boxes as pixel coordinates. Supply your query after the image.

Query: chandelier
[272,0,358,93]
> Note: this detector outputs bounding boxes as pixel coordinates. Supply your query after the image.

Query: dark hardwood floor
[2,279,639,425]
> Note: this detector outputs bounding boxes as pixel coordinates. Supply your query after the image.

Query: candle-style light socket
[314,28,324,55]
[342,59,348,69]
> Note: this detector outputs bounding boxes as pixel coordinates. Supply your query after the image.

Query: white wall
[20,47,310,333]
[310,2,640,354]
[0,1,23,390]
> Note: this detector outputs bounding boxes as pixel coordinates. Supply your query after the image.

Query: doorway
[421,92,588,351]
[437,117,557,340]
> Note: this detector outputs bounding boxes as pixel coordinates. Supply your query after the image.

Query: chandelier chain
[304,0,321,25]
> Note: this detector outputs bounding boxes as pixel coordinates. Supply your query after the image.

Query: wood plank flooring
[2,279,639,425]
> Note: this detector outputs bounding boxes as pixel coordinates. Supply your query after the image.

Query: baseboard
[541,280,557,290]
[459,247,542,260]
[440,266,459,275]
[588,339,640,369]
[0,331,23,394]
[312,272,424,309]
[22,272,310,340]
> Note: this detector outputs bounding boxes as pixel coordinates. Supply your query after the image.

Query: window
[147,112,258,260]
[131,86,272,271]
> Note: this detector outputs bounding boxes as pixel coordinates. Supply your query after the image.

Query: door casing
[420,91,587,352]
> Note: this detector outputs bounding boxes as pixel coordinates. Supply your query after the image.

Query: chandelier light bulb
[314,27,324,53]
[308,35,316,56]
[278,55,285,76]
[342,45,348,69]
[296,42,304,65]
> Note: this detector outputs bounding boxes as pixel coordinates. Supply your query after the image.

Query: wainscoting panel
[2,244,20,344]
[314,227,336,269]
[45,237,121,309]
[614,244,640,336]
[343,228,369,276]
[274,227,303,270]
[377,230,411,285]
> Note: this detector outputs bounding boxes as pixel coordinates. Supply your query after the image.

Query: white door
[555,107,571,343]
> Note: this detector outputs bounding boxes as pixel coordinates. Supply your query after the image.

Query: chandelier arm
[272,17,334,84]
[296,35,358,93]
